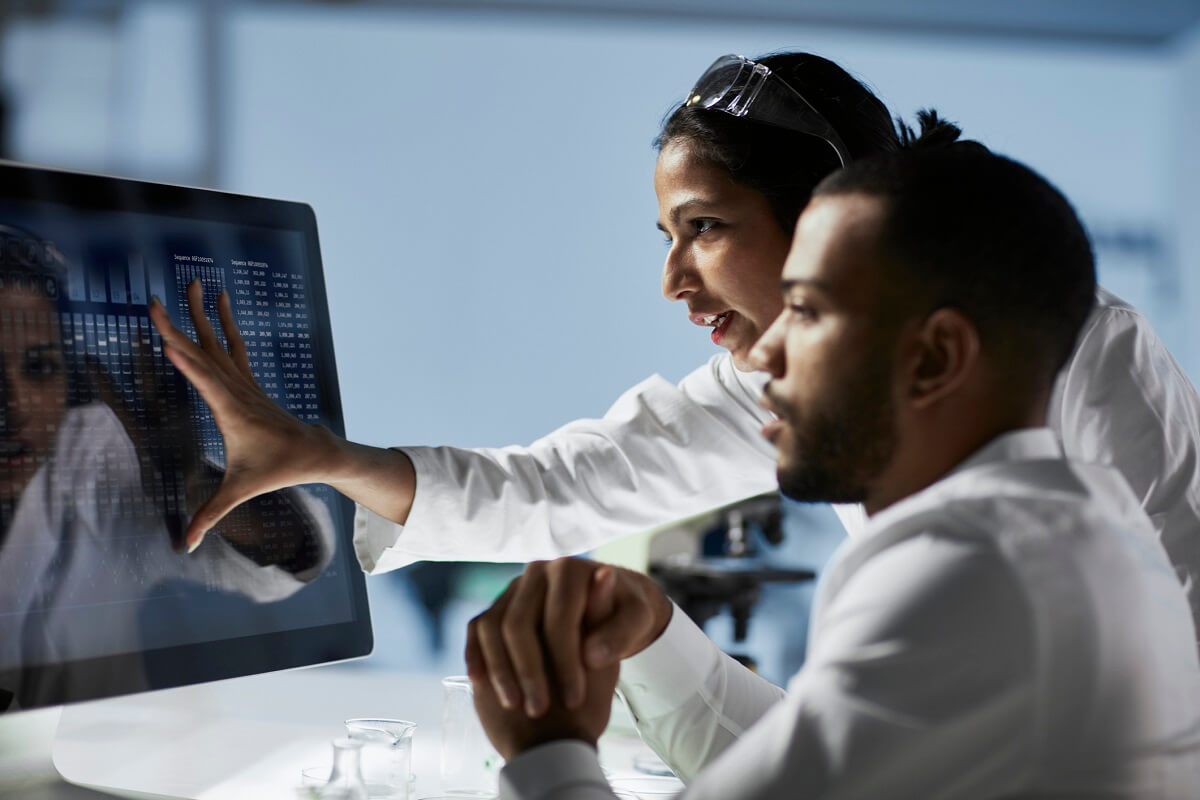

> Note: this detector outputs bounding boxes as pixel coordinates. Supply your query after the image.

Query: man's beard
[771,354,898,505]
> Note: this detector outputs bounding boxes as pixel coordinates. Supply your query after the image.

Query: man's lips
[758,386,785,442]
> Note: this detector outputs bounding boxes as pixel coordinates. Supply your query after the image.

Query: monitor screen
[0,162,372,714]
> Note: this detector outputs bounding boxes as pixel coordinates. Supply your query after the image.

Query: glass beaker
[440,676,502,798]
[313,737,368,800]
[345,718,417,800]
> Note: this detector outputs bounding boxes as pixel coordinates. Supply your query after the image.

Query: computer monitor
[0,162,373,794]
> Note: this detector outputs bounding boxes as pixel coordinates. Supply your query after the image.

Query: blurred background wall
[4,0,1198,681]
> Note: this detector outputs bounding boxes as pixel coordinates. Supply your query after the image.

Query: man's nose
[661,246,702,301]
[747,312,787,376]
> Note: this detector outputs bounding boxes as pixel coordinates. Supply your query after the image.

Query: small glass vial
[319,737,369,800]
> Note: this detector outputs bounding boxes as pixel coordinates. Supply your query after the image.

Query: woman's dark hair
[0,223,67,307]
[0,223,94,406]
[656,52,901,233]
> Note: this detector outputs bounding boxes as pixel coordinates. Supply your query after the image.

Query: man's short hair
[814,112,1096,390]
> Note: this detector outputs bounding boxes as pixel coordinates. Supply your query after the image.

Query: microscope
[646,492,815,671]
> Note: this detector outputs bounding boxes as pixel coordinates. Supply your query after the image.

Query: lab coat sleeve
[500,535,1038,800]
[499,741,615,800]
[354,354,778,571]
[617,604,787,781]
[1050,288,1200,647]
[498,605,786,800]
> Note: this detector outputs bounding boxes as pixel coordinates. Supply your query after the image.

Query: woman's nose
[0,364,28,434]
[661,246,702,301]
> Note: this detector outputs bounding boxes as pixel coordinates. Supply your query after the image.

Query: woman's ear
[906,308,980,409]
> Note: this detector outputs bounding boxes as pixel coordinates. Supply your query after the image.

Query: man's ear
[905,307,981,409]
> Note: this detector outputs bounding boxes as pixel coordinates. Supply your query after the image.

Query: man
[465,116,1200,798]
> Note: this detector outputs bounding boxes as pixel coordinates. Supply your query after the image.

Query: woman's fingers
[153,283,246,390]
[160,341,237,424]
[184,279,229,359]
[149,296,197,356]
[217,290,255,381]
[150,295,228,387]
[182,474,257,553]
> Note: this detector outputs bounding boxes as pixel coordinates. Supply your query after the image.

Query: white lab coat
[354,287,1200,645]
[499,429,1200,799]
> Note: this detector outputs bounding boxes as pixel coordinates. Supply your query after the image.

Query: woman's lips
[687,310,735,346]
[0,440,31,461]
[710,312,734,346]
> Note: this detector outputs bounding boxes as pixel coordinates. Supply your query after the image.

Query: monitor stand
[52,667,349,799]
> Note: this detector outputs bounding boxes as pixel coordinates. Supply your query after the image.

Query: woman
[150,51,1200,644]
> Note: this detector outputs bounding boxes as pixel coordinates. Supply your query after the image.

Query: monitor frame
[0,160,373,712]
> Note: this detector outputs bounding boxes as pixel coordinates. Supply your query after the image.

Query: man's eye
[693,218,718,235]
[789,304,817,321]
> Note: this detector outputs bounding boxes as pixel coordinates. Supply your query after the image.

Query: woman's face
[0,289,67,503]
[655,138,793,370]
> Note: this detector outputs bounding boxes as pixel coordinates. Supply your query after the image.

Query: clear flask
[344,718,416,799]
[318,737,369,800]
[440,675,501,798]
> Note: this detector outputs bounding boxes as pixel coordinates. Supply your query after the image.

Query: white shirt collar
[946,426,1063,480]
[863,427,1063,536]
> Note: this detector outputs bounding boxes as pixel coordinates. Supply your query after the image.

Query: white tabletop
[0,662,650,800]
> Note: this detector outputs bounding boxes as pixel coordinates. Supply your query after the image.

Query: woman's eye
[23,354,62,380]
[693,218,718,235]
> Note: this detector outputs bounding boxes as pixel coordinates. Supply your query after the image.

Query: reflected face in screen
[655,139,793,370]
[0,289,66,503]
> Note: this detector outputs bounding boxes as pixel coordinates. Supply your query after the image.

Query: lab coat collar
[947,426,1063,480]
[859,426,1063,539]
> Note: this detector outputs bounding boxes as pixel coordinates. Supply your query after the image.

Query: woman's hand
[87,337,201,552]
[148,280,343,552]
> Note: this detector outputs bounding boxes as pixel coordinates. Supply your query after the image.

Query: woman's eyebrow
[666,197,718,226]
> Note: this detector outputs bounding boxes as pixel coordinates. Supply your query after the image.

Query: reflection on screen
[0,205,356,713]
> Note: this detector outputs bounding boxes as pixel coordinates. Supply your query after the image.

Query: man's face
[750,193,901,505]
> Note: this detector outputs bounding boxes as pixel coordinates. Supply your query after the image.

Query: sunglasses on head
[686,54,851,168]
